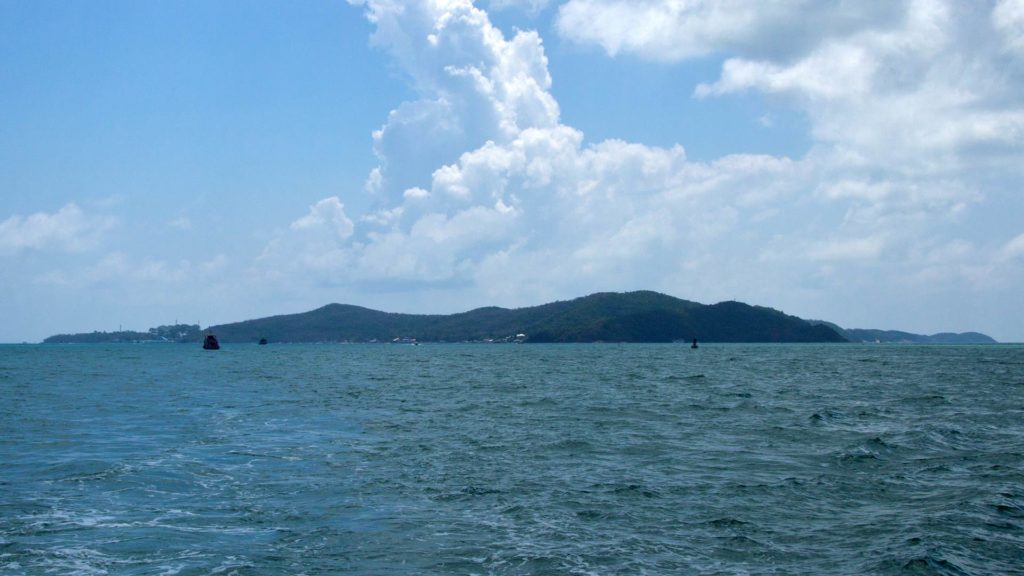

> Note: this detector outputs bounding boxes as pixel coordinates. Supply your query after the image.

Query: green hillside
[46,293,1000,345]
[207,291,846,343]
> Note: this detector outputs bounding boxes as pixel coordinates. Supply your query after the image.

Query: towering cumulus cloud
[277,0,807,306]
[270,0,1023,332]
[357,0,559,201]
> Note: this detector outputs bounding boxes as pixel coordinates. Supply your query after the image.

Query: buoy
[203,334,220,350]
[691,338,698,349]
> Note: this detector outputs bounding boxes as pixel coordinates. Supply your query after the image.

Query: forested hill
[207,291,847,344]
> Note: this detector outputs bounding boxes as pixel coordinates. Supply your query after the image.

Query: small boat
[203,334,220,350]
[691,338,698,349]
[258,338,268,345]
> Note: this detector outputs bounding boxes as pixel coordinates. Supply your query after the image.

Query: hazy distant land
[816,323,997,345]
[42,291,996,344]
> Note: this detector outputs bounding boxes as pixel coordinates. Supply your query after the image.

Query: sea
[0,343,1022,575]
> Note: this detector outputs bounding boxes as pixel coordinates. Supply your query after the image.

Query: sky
[1,0,1023,343]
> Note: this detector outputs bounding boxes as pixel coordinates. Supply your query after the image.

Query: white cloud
[354,204,520,282]
[556,0,904,61]
[693,0,1024,173]
[403,187,431,200]
[818,180,894,202]
[556,1,1024,178]
[0,203,114,254]
[291,196,355,241]
[999,232,1024,260]
[28,250,228,294]
[551,0,1022,333]
[246,0,1024,338]
[352,0,559,205]
[250,197,359,282]
[994,0,1024,55]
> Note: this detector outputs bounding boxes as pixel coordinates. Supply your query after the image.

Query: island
[44,324,202,344]
[42,291,997,345]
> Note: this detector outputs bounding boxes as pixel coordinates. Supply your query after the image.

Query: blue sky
[2,0,1023,342]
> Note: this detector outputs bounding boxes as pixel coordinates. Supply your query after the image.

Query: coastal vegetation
[205,291,845,343]
[46,292,842,344]
[41,292,996,344]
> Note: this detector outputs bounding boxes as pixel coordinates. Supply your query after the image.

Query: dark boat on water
[203,333,220,350]
[258,338,268,345]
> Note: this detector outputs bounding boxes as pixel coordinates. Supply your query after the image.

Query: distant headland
[43,324,203,344]
[42,291,997,344]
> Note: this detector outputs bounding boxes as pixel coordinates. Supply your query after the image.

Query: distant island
[42,291,997,344]
[810,321,997,344]
[44,324,203,344]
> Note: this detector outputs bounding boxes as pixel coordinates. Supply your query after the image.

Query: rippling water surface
[1,343,1022,575]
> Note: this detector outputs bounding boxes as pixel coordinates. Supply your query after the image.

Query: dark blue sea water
[1,343,1022,575]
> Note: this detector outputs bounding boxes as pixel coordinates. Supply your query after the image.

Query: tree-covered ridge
[44,292,999,345]
[205,291,845,344]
